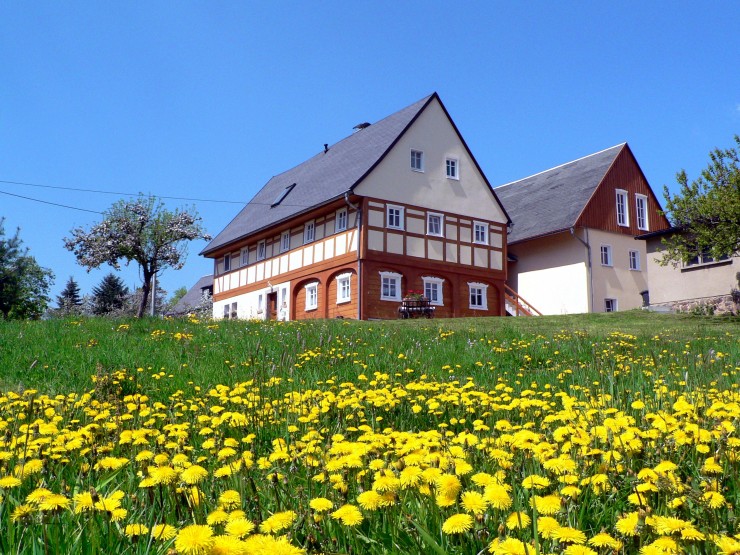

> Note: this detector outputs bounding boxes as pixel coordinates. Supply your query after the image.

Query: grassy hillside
[0,312,738,554]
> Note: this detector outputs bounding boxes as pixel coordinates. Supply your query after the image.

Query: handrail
[504,284,542,316]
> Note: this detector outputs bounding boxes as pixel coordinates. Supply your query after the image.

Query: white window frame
[240,248,249,267]
[600,244,613,267]
[257,240,266,261]
[379,271,402,301]
[473,221,488,245]
[223,254,231,273]
[422,276,444,306]
[335,209,348,233]
[426,212,444,237]
[446,157,459,180]
[257,294,264,314]
[635,194,649,231]
[304,221,315,244]
[628,250,640,271]
[336,272,351,304]
[605,298,617,313]
[223,304,230,319]
[468,282,488,310]
[305,282,318,310]
[280,231,290,253]
[616,189,629,227]
[410,149,424,172]
[386,205,404,230]
[230,302,238,319]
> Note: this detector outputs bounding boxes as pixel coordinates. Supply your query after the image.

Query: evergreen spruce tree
[91,273,129,316]
[56,276,83,315]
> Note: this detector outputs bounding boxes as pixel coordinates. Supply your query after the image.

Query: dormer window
[271,183,296,207]
[411,150,424,172]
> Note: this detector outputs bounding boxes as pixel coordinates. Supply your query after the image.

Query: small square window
[257,240,266,261]
[629,250,640,271]
[616,189,629,227]
[468,283,488,310]
[605,298,617,312]
[387,205,404,230]
[423,277,444,306]
[446,158,459,180]
[473,221,488,245]
[281,231,290,253]
[223,254,231,272]
[337,273,351,304]
[240,248,249,266]
[305,283,318,310]
[335,209,348,233]
[411,150,424,172]
[379,271,402,301]
[304,221,315,244]
[427,213,443,236]
[600,245,612,267]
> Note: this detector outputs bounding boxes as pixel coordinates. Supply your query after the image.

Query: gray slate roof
[201,94,436,256]
[168,275,213,316]
[494,144,624,244]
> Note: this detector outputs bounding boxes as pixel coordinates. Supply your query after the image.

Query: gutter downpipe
[570,227,593,313]
[345,192,362,320]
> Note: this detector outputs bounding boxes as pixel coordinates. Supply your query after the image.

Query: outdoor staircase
[504,285,542,317]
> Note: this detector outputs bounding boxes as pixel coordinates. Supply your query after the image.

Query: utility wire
[0,179,248,205]
[0,189,103,214]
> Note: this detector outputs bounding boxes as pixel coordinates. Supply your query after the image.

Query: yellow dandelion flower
[702,457,723,474]
[488,537,532,555]
[714,535,740,554]
[124,524,149,537]
[152,524,177,541]
[180,465,208,485]
[331,504,363,526]
[218,490,241,509]
[224,517,255,538]
[435,493,457,508]
[563,545,597,555]
[0,476,22,489]
[94,457,129,471]
[442,513,474,534]
[11,504,35,522]
[461,490,488,515]
[522,474,550,490]
[259,510,297,534]
[531,494,562,515]
[704,491,726,508]
[552,526,587,544]
[135,450,155,462]
[588,533,622,549]
[26,487,52,505]
[357,490,384,511]
[73,492,95,514]
[537,516,561,539]
[436,474,462,498]
[484,484,512,510]
[39,493,71,511]
[615,512,641,536]
[207,509,229,525]
[309,497,333,512]
[210,535,247,555]
[110,508,128,522]
[680,527,705,541]
[399,466,423,489]
[506,511,531,530]
[149,465,178,485]
[175,524,214,554]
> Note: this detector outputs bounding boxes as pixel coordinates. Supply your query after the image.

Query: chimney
[324,143,329,153]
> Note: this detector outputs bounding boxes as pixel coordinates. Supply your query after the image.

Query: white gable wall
[354,98,507,224]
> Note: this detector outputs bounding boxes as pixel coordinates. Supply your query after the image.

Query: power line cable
[0,190,103,214]
[0,179,248,205]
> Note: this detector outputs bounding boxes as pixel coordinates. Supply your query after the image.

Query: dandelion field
[0,313,738,554]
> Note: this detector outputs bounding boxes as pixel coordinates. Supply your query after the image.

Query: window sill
[381,297,401,302]
[681,259,733,272]
[411,168,424,173]
[337,299,351,305]
[469,305,488,311]
[306,306,318,312]
[426,233,444,238]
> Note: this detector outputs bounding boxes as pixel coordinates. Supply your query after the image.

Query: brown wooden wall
[576,145,671,235]
[361,257,503,320]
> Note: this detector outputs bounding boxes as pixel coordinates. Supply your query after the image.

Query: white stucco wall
[213,282,291,321]
[518,263,589,315]
[589,229,649,312]
[354,97,508,225]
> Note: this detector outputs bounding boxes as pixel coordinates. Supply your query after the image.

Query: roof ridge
[496,143,626,189]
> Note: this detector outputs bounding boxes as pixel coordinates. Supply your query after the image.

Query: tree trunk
[137,271,152,318]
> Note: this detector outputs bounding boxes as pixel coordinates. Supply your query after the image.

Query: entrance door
[267,292,278,320]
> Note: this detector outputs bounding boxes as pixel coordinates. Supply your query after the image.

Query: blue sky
[1,2,738,305]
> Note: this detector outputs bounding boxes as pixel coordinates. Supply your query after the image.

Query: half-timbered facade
[495,144,671,314]
[201,93,511,320]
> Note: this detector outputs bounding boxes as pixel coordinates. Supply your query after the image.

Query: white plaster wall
[518,263,589,315]
[213,282,291,321]
[353,98,507,224]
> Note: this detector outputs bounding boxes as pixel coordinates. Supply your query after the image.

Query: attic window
[271,183,296,207]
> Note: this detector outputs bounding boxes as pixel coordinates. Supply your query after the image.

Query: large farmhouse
[201,94,513,320]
